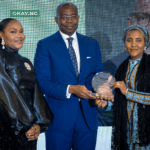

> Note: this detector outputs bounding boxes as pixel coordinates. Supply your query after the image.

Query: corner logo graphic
[10,10,40,17]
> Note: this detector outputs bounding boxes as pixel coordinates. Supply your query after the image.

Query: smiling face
[0,19,25,50]
[55,4,79,36]
[125,30,146,60]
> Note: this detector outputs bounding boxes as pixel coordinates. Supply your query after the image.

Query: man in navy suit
[34,2,104,150]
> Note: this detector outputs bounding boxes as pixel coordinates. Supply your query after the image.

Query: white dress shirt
[60,31,80,98]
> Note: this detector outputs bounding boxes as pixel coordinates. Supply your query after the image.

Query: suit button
[57,97,59,99]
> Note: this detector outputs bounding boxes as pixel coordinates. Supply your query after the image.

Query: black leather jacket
[0,46,53,135]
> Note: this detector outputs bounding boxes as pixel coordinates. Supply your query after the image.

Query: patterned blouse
[126,57,150,150]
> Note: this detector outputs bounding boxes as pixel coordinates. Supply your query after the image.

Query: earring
[1,39,5,49]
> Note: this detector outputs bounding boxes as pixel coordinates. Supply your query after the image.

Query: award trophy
[86,72,115,102]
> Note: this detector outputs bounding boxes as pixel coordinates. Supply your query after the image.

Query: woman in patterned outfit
[112,25,150,150]
[0,18,53,150]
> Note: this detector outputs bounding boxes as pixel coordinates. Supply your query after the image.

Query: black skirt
[0,119,37,150]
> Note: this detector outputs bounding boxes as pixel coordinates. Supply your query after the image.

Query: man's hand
[95,99,108,108]
[25,124,40,141]
[69,85,95,99]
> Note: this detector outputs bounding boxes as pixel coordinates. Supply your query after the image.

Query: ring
[98,105,102,108]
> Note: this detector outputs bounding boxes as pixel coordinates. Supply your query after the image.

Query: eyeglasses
[57,15,78,20]
[128,13,150,27]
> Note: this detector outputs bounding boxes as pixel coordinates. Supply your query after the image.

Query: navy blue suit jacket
[34,31,103,131]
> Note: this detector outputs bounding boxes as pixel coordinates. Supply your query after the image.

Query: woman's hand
[111,81,127,96]
[25,124,40,141]
[95,99,108,108]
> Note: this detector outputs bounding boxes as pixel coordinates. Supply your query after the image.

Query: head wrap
[124,25,150,49]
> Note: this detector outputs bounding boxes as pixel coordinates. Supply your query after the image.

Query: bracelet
[125,88,128,96]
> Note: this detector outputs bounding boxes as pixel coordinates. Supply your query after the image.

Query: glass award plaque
[91,72,115,101]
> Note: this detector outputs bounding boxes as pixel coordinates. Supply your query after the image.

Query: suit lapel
[77,33,88,78]
[53,31,77,77]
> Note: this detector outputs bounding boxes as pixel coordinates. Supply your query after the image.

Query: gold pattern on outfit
[125,63,139,144]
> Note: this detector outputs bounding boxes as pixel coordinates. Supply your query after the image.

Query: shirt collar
[129,56,142,66]
[5,45,18,53]
[59,31,77,41]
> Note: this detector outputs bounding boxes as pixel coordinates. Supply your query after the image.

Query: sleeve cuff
[66,85,71,99]
[105,101,113,111]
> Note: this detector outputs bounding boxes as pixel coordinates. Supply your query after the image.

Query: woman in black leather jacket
[0,18,53,150]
